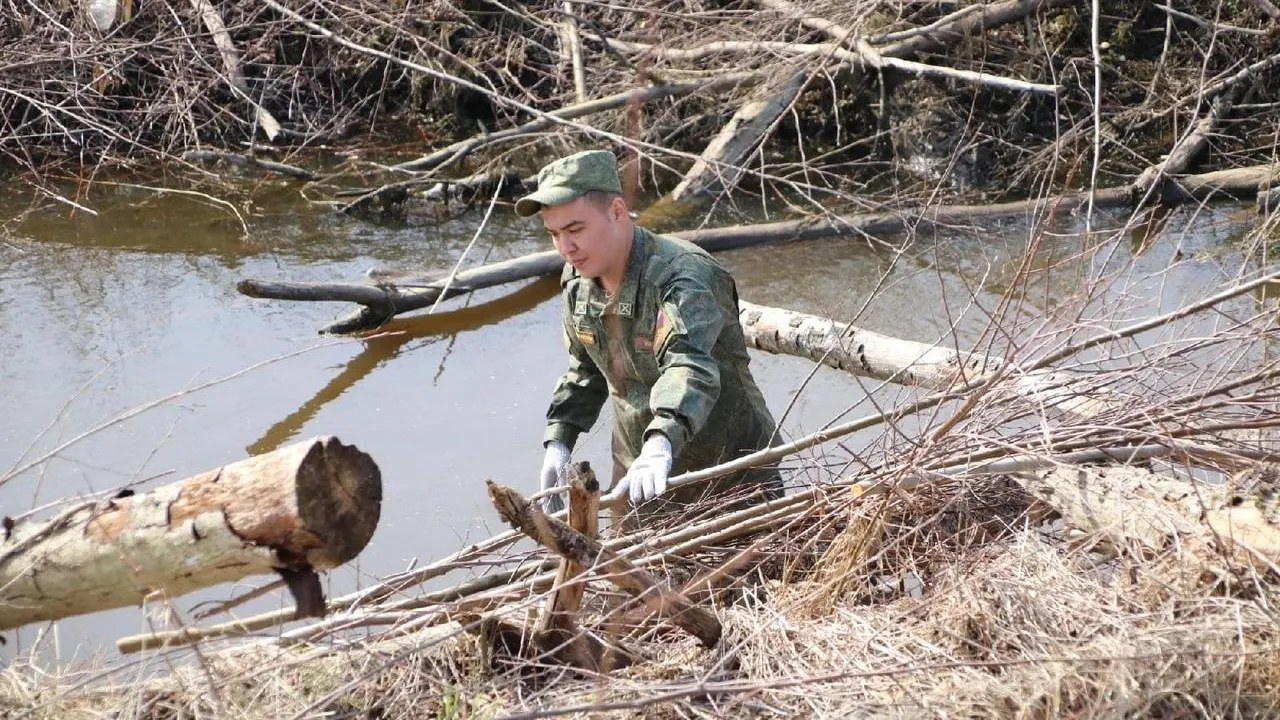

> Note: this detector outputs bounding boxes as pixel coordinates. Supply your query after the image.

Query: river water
[0,168,1265,662]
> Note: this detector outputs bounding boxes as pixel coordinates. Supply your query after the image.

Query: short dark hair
[582,190,624,212]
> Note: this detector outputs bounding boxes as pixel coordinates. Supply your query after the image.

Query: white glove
[620,434,673,505]
[539,441,571,513]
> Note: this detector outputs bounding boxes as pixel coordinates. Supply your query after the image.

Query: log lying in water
[0,436,381,633]
[738,300,1120,419]
[237,164,1280,335]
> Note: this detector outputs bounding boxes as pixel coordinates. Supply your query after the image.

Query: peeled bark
[0,436,381,632]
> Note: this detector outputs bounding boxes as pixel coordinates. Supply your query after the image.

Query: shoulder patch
[654,303,680,356]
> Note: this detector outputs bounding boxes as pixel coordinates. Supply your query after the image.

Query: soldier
[518,149,783,524]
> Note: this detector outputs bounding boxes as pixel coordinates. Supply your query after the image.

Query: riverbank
[4,0,1278,215]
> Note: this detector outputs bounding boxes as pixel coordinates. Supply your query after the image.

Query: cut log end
[1,437,381,632]
[294,436,383,568]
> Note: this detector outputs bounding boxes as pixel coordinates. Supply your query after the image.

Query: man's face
[542,195,623,279]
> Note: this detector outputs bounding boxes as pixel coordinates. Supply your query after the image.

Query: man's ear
[610,196,628,222]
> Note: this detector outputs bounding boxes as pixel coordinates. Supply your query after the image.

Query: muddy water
[0,173,1262,662]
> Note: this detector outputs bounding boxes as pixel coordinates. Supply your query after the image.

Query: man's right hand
[539,441,571,513]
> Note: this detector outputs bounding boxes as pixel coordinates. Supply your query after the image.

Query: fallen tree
[238,164,1280,334]
[0,436,382,632]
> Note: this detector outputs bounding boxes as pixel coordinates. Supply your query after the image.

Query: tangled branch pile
[3,0,1278,209]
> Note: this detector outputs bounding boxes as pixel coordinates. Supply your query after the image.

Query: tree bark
[0,436,381,632]
[486,479,722,648]
[1018,464,1280,562]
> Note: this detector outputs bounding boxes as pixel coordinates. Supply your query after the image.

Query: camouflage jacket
[543,227,779,493]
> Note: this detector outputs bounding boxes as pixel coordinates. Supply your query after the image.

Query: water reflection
[247,277,559,455]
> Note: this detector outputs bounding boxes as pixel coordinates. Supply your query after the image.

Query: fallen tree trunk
[237,163,1280,334]
[0,436,381,632]
[1017,464,1280,562]
[738,300,1119,419]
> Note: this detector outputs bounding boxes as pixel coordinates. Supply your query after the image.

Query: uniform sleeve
[644,258,728,459]
[544,317,609,450]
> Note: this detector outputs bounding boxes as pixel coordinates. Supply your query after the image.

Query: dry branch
[0,436,381,632]
[486,480,722,648]
[605,40,1061,94]
[182,150,318,181]
[668,0,1072,202]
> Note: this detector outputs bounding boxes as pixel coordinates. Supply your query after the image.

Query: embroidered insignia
[618,302,633,316]
[653,305,673,353]
[575,328,597,346]
[573,300,588,316]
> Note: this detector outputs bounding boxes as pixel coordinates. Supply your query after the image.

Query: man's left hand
[620,434,673,504]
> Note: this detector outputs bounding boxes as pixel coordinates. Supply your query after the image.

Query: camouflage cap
[514,149,623,217]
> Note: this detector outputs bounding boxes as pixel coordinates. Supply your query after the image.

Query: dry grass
[5,469,1280,719]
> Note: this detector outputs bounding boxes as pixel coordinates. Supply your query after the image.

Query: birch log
[738,300,1120,419]
[0,436,381,632]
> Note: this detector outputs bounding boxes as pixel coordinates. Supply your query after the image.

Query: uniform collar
[611,226,646,317]
[583,226,645,317]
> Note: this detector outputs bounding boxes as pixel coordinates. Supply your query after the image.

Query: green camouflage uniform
[543,226,782,508]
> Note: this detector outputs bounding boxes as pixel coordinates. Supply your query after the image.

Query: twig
[605,38,1060,94]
